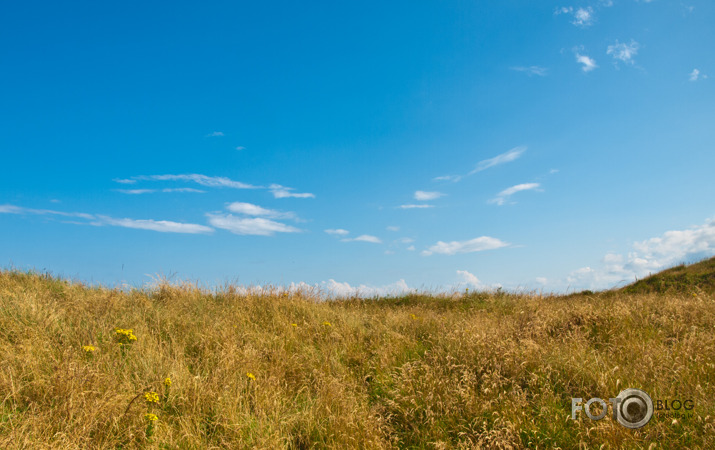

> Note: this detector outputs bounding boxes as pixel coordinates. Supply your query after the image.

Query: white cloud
[396,237,414,244]
[341,234,382,244]
[236,146,245,151]
[433,174,463,182]
[97,216,214,234]
[511,66,548,76]
[689,69,707,81]
[206,213,301,236]
[469,146,526,175]
[556,6,594,27]
[456,270,481,287]
[325,229,350,235]
[113,178,136,184]
[386,226,400,232]
[0,203,216,234]
[422,236,509,256]
[162,188,205,193]
[134,174,260,189]
[399,204,435,209]
[0,204,95,220]
[489,183,541,206]
[564,217,715,290]
[269,184,315,199]
[320,278,410,297]
[575,51,598,72]
[406,245,416,251]
[414,190,445,201]
[535,277,548,285]
[607,40,639,65]
[116,189,156,195]
[206,131,225,137]
[226,202,294,219]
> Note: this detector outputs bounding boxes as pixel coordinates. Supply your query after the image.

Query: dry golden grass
[0,270,713,448]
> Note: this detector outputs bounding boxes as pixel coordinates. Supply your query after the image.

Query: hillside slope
[621,256,715,295]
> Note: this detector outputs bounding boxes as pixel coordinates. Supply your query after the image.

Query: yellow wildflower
[246,372,256,381]
[322,321,332,327]
[144,413,158,422]
[144,391,160,403]
[114,328,137,344]
[291,323,298,327]
[164,377,172,387]
[82,345,96,353]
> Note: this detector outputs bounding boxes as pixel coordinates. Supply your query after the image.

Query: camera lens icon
[615,388,653,429]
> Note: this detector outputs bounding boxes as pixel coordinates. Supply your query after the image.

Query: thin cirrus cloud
[511,66,548,76]
[206,214,301,236]
[206,131,225,137]
[433,146,526,182]
[0,203,213,234]
[414,190,445,201]
[422,236,509,256]
[115,188,206,195]
[95,216,214,234]
[489,183,541,206]
[226,202,295,219]
[399,204,435,209]
[341,235,382,244]
[689,69,707,82]
[269,184,315,199]
[130,174,260,189]
[325,229,350,235]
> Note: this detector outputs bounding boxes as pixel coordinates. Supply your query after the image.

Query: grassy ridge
[622,257,715,295]
[0,271,714,448]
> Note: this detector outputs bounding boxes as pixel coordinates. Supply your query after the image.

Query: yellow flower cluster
[82,345,96,353]
[144,413,158,422]
[115,328,137,345]
[322,321,332,327]
[246,372,256,381]
[144,391,160,403]
[164,377,172,387]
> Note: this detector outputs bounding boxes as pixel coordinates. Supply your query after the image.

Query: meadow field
[0,264,713,449]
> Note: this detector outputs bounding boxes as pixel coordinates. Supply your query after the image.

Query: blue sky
[1,0,714,294]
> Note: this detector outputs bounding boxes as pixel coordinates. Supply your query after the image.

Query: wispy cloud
[422,236,509,256]
[325,229,350,235]
[414,190,445,201]
[131,174,260,189]
[341,235,382,244]
[399,204,435,209]
[116,187,206,195]
[269,184,315,199]
[113,178,136,184]
[320,278,410,297]
[0,204,95,220]
[386,226,400,232]
[115,189,156,195]
[235,146,245,151]
[206,131,224,137]
[433,175,462,182]
[689,69,707,81]
[575,50,598,72]
[607,40,639,65]
[0,203,213,234]
[556,6,595,27]
[226,202,295,219]
[469,146,526,175]
[96,216,213,234]
[206,213,301,236]
[511,66,548,76]
[489,183,541,206]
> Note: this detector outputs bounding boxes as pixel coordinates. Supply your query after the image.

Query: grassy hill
[0,270,714,448]
[621,256,715,295]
